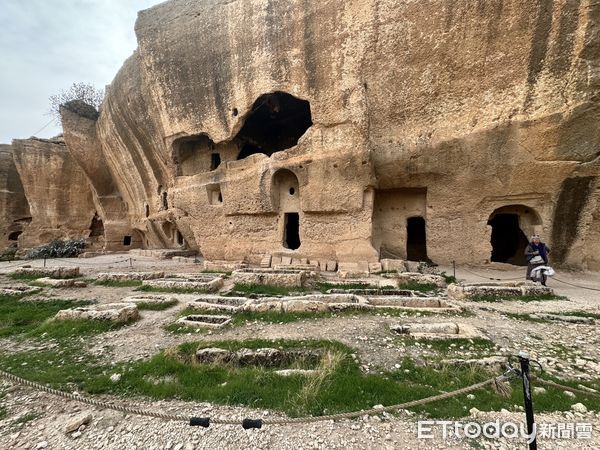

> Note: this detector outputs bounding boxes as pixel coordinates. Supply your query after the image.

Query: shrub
[26,239,86,259]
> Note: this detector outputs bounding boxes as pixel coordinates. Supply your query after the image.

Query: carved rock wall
[59,0,600,268]
[0,145,30,249]
[11,138,97,248]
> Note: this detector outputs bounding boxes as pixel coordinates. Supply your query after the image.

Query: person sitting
[524,234,550,285]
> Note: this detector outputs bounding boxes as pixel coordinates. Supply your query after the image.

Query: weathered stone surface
[96,271,165,281]
[194,347,321,368]
[11,138,96,249]
[0,146,30,249]
[55,303,139,322]
[380,259,405,272]
[64,412,92,434]
[390,322,484,339]
[231,269,310,287]
[0,286,42,296]
[0,0,591,270]
[448,282,554,300]
[176,314,231,328]
[396,272,446,288]
[34,277,87,288]
[13,266,80,279]
[142,276,224,292]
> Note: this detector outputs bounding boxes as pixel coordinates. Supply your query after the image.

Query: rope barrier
[0,368,512,428]
[456,266,524,282]
[552,277,600,292]
[533,378,600,399]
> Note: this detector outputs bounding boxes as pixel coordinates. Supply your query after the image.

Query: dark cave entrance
[488,213,529,266]
[406,216,428,261]
[8,231,22,241]
[283,213,301,250]
[236,92,312,160]
[89,213,104,238]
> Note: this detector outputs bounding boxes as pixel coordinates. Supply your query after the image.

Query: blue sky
[0,0,161,143]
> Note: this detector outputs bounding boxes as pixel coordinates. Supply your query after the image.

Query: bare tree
[48,82,104,124]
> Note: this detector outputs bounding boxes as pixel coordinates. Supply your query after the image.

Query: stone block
[368,262,383,273]
[380,259,406,272]
[281,256,292,265]
[326,260,337,272]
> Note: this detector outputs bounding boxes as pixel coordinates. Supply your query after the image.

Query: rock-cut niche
[171,92,312,176]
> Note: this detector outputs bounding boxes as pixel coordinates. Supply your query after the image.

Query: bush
[0,247,17,261]
[26,239,86,259]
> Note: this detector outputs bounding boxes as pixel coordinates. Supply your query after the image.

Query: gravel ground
[0,255,599,449]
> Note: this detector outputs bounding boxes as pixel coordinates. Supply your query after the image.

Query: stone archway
[487,205,542,266]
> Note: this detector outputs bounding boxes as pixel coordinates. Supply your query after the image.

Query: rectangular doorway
[283,213,301,250]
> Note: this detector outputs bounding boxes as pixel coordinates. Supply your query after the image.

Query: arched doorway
[272,169,301,250]
[487,205,542,266]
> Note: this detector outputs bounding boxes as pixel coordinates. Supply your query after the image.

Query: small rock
[72,431,82,439]
[36,442,48,450]
[469,407,480,416]
[110,373,121,383]
[571,403,587,414]
[466,394,475,400]
[533,387,546,395]
[564,390,576,399]
[64,412,92,434]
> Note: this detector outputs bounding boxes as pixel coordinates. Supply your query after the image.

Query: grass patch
[94,279,143,288]
[468,293,566,303]
[558,310,600,320]
[397,282,439,293]
[135,285,210,295]
[0,295,92,337]
[0,338,598,419]
[229,283,308,297]
[12,412,41,426]
[30,318,132,339]
[409,337,496,355]
[505,313,548,323]
[136,300,179,311]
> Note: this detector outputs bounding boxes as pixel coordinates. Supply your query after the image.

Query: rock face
[11,138,97,249]
[0,145,30,248]
[12,0,600,269]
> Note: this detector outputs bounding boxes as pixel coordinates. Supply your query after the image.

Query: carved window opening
[123,236,132,246]
[207,184,223,206]
[210,153,221,170]
[177,231,184,246]
[406,217,428,261]
[236,92,312,160]
[283,212,301,250]
[162,192,168,209]
[145,204,150,218]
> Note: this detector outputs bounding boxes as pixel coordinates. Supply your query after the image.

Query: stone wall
[0,145,30,249]
[11,138,97,249]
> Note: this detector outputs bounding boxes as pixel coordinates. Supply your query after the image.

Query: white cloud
[0,0,160,143]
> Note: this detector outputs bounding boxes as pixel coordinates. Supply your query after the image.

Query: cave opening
[283,212,301,250]
[236,92,312,160]
[406,216,428,261]
[8,231,21,241]
[89,213,104,238]
[488,213,529,266]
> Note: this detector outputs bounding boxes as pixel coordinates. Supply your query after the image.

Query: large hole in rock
[89,212,104,238]
[7,231,22,241]
[236,92,312,160]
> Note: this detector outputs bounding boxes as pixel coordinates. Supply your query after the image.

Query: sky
[0,0,162,144]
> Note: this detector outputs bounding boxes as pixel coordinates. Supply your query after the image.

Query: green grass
[135,285,210,294]
[505,313,548,323]
[229,283,309,296]
[30,319,132,339]
[94,279,143,288]
[468,293,566,303]
[397,282,439,293]
[12,412,41,426]
[136,300,179,311]
[0,295,93,337]
[2,338,597,419]
[0,389,6,420]
[558,310,600,320]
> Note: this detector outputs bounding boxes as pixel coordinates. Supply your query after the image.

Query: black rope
[552,277,600,292]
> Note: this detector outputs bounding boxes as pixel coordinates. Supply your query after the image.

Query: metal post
[44,257,46,268]
[519,351,537,450]
[129,258,133,268]
[452,260,456,279]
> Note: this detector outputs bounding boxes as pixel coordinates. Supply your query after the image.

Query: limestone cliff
[61,0,600,268]
[0,145,30,249]
[11,138,97,248]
